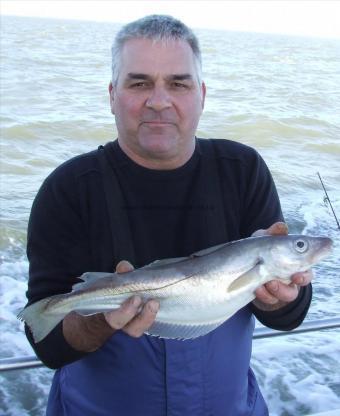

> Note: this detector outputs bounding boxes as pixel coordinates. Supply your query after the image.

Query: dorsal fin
[72,241,231,291]
[190,241,229,257]
[71,241,230,292]
[141,256,188,270]
[142,242,229,268]
[72,272,113,291]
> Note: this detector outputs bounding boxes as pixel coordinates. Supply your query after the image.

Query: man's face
[109,38,206,168]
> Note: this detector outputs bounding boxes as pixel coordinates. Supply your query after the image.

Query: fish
[18,234,333,343]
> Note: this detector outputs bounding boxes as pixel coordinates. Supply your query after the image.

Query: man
[25,15,312,415]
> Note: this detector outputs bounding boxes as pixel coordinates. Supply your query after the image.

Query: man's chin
[139,135,178,157]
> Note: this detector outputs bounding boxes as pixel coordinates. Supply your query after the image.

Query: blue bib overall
[46,140,269,415]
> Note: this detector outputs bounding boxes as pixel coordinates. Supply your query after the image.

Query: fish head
[267,235,333,278]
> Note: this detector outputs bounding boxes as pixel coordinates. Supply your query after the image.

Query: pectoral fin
[227,263,264,293]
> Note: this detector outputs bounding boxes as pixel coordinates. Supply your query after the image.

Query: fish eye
[294,239,309,253]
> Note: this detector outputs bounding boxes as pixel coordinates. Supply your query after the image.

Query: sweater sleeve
[25,164,92,368]
[241,150,313,330]
[240,150,284,236]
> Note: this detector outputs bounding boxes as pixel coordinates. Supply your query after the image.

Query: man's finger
[252,221,288,237]
[291,270,313,286]
[123,300,160,338]
[266,222,289,235]
[104,296,142,330]
[116,260,134,274]
[265,280,299,303]
[254,285,279,305]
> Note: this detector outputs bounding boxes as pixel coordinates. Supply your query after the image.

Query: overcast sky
[2,0,340,39]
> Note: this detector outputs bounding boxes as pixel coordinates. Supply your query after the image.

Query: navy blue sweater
[26,138,311,369]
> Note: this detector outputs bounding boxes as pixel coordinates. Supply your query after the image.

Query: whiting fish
[18,234,333,343]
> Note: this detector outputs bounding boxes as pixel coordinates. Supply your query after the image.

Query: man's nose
[145,87,172,111]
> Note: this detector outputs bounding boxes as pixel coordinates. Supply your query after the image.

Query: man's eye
[172,82,188,89]
[130,82,148,88]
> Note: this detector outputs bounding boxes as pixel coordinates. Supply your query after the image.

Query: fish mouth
[313,237,333,263]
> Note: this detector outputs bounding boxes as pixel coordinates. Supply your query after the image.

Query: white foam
[0,259,28,281]
[0,261,32,357]
[252,331,340,415]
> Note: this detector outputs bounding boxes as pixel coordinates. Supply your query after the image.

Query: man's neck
[117,138,196,170]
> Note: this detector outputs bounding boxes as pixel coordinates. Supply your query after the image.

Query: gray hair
[111,15,202,85]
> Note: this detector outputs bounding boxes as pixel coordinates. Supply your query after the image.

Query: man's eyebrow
[126,73,151,80]
[125,73,193,81]
[167,74,193,81]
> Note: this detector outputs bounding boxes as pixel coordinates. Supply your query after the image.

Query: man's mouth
[142,121,174,125]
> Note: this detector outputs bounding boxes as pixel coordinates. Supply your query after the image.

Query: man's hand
[104,260,159,337]
[63,261,159,352]
[252,222,313,311]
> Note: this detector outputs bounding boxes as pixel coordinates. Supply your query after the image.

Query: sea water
[0,16,339,416]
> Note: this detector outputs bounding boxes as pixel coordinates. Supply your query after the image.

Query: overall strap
[97,144,136,266]
[197,138,228,245]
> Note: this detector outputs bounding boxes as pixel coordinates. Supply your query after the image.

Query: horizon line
[2,13,340,41]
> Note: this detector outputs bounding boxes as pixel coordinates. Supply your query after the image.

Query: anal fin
[146,318,228,340]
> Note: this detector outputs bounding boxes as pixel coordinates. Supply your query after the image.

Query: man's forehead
[122,36,192,51]
[119,38,198,78]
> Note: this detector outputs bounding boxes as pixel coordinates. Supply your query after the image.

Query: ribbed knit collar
[106,138,201,181]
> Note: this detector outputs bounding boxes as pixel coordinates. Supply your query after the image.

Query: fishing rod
[317,172,340,230]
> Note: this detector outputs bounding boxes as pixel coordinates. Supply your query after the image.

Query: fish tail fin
[17,297,67,343]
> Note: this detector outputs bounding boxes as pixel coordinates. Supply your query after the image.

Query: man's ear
[109,82,115,114]
[201,81,206,110]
